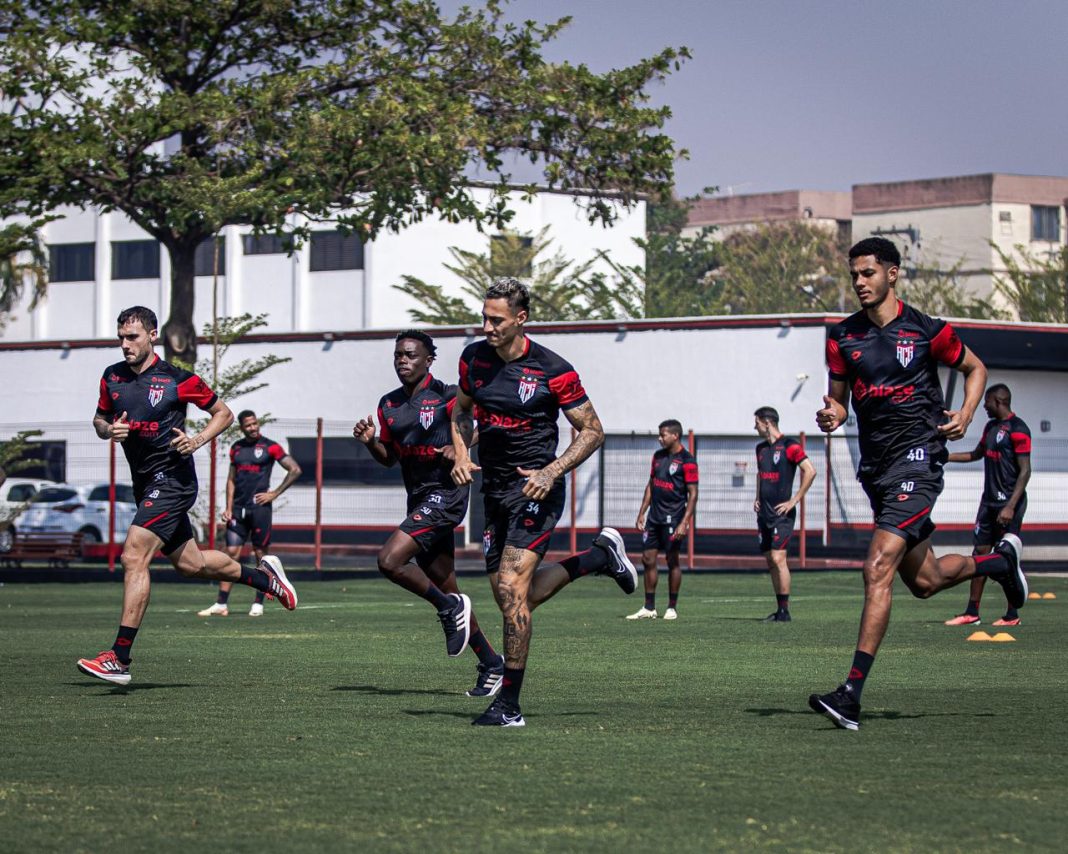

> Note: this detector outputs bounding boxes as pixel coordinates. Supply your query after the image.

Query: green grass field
[2,571,1065,853]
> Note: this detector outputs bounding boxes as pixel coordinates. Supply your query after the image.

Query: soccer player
[198,410,302,617]
[944,383,1031,628]
[451,278,638,727]
[628,419,698,621]
[753,406,816,622]
[809,238,1027,731]
[78,306,297,685]
[353,330,505,697]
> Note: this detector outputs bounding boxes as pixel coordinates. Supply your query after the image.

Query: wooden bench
[0,531,85,568]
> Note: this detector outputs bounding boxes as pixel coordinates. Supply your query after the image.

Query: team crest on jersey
[773,450,781,465]
[254,447,264,459]
[419,406,435,430]
[669,461,679,475]
[896,344,914,368]
[996,429,1006,444]
[518,376,538,403]
[148,385,165,407]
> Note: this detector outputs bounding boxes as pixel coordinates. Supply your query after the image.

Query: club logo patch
[483,528,493,555]
[896,344,914,368]
[518,377,538,403]
[254,447,264,459]
[419,406,435,430]
[995,429,1006,444]
[148,386,165,407]
[669,461,679,475]
[773,451,781,465]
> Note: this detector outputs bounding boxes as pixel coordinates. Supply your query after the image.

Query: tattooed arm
[518,400,605,501]
[450,387,481,485]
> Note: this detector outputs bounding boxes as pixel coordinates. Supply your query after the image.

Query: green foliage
[0,1,685,361]
[0,429,44,476]
[899,261,1008,320]
[0,224,48,330]
[992,242,1068,323]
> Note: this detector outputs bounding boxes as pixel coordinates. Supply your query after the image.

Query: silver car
[15,483,138,546]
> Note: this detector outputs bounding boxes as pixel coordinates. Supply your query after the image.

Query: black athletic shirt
[378,374,459,498]
[229,435,287,508]
[96,354,218,484]
[458,338,588,495]
[647,447,699,525]
[756,437,807,519]
[977,414,1031,505]
[826,301,964,482]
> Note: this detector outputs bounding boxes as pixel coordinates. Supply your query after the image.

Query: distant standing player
[809,239,1027,730]
[79,307,296,685]
[753,406,816,622]
[944,383,1031,628]
[628,419,698,621]
[353,330,505,697]
[198,410,302,617]
[451,278,637,727]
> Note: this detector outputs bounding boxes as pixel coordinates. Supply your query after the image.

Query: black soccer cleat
[808,684,861,731]
[762,611,791,622]
[437,593,472,658]
[471,696,525,727]
[592,527,638,594]
[466,657,505,698]
[991,533,1028,610]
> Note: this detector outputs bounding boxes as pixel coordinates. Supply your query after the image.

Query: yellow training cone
[1042,592,1057,599]
[967,631,992,641]
[1028,592,1041,600]
[989,633,1016,642]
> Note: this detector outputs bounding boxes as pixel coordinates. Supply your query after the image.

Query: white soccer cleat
[663,608,678,621]
[197,602,229,617]
[626,607,658,620]
[249,602,264,617]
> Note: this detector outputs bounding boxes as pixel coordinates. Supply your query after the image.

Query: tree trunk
[162,244,198,365]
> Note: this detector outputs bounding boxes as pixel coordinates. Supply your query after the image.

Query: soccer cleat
[991,534,1027,609]
[260,555,298,610]
[626,607,657,620]
[471,696,525,727]
[248,602,264,617]
[197,602,229,617]
[76,650,131,686]
[437,593,472,657]
[467,657,505,697]
[763,611,791,622]
[944,613,980,626]
[663,607,678,621]
[808,684,860,731]
[592,527,638,594]
[992,616,1021,627]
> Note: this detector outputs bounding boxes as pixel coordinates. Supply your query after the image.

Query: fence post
[569,426,577,554]
[799,431,807,569]
[314,417,324,571]
[208,437,217,550]
[108,439,116,571]
[597,444,605,529]
[687,429,696,570]
[824,433,832,547]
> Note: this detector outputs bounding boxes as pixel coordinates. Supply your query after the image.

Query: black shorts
[861,470,943,549]
[757,513,795,553]
[132,470,198,555]
[481,481,566,574]
[226,504,273,550]
[973,496,1026,549]
[642,522,682,554]
[398,487,468,566]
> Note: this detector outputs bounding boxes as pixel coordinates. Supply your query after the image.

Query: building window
[286,437,400,487]
[242,234,293,255]
[48,243,95,282]
[1031,206,1060,242]
[112,240,160,279]
[194,237,226,276]
[309,230,365,272]
[490,234,534,278]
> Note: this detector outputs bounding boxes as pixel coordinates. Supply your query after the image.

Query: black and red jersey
[976,415,1031,505]
[378,374,458,498]
[458,338,588,495]
[756,436,807,519]
[229,436,287,508]
[826,301,964,482]
[96,354,218,484]
[647,447,699,525]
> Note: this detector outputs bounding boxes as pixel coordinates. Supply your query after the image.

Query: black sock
[468,628,500,666]
[644,592,656,611]
[239,564,272,593]
[844,650,875,701]
[964,598,980,617]
[501,667,525,706]
[253,589,266,605]
[423,583,453,610]
[216,587,231,606]
[1004,606,1019,620]
[973,552,1009,577]
[561,547,609,581]
[668,592,678,609]
[112,625,138,664]
[776,593,789,612]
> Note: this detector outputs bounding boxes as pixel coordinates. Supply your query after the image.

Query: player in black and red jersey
[354,330,505,697]
[809,239,1027,731]
[451,278,637,727]
[628,419,698,621]
[78,307,296,685]
[198,410,302,617]
[753,406,816,622]
[945,383,1032,628]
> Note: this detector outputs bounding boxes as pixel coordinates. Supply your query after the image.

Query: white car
[15,482,138,547]
[0,478,54,553]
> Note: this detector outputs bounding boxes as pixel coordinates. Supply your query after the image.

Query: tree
[0,1,685,362]
[991,242,1068,323]
[0,223,47,331]
[394,227,643,323]
[898,261,1008,320]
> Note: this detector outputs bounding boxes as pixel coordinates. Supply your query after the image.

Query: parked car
[0,478,54,553]
[15,483,138,547]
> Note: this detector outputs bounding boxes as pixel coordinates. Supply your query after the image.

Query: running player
[944,383,1031,628]
[753,406,816,622]
[353,330,505,697]
[809,238,1027,730]
[628,419,698,621]
[198,410,302,617]
[451,278,637,727]
[78,306,296,685]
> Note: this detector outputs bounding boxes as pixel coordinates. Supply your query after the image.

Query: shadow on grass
[67,682,195,692]
[332,684,455,697]
[746,707,997,721]
[402,708,599,720]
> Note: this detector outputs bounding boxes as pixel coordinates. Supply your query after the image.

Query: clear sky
[442,0,1068,196]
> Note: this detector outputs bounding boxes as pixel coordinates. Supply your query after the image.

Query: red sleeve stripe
[177,374,218,409]
[930,323,964,367]
[229,446,238,461]
[458,357,471,394]
[377,406,392,444]
[97,377,113,413]
[786,444,807,464]
[547,370,587,408]
[683,462,699,483]
[1010,432,1032,454]
[269,443,286,460]
[446,397,457,417]
[826,338,847,378]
